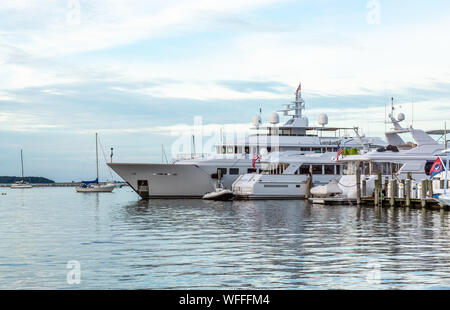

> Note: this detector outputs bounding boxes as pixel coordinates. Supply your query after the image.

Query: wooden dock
[307,167,447,210]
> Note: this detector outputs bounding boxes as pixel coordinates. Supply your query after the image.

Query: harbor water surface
[1,187,450,289]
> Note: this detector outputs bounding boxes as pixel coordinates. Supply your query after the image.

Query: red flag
[296,83,301,96]
[430,157,444,179]
[336,147,343,162]
[252,154,260,169]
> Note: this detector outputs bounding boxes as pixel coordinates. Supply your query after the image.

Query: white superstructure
[108,85,385,199]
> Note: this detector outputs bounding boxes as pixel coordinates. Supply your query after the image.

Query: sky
[1,0,450,182]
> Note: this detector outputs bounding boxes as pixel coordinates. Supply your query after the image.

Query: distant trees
[0,176,55,184]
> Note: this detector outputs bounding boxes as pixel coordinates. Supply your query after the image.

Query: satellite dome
[398,113,405,122]
[318,113,329,127]
[252,115,262,126]
[269,112,280,124]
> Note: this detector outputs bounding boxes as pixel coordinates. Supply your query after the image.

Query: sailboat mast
[96,133,99,181]
[21,149,24,181]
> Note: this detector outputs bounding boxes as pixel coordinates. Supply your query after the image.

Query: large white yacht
[318,111,444,199]
[108,85,383,199]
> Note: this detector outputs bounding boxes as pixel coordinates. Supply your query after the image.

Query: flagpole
[445,152,449,195]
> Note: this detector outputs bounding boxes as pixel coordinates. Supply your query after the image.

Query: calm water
[1,187,450,290]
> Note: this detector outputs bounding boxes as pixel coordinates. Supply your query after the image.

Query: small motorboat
[203,183,234,201]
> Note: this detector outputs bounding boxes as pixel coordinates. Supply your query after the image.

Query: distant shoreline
[0,182,128,187]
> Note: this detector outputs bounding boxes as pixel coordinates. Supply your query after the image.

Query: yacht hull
[75,184,115,193]
[232,173,333,200]
[108,163,240,199]
[10,184,33,189]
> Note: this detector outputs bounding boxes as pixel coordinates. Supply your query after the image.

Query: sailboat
[11,150,33,189]
[76,133,115,193]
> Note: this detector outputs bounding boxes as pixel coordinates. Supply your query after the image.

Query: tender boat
[11,150,32,189]
[203,182,234,201]
[76,133,115,193]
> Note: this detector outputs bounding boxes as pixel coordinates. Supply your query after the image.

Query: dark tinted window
[324,165,335,175]
[299,165,310,175]
[229,168,239,175]
[312,165,323,175]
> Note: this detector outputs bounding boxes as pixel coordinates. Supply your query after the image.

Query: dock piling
[406,179,411,207]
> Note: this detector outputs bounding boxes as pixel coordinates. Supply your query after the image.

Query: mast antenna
[96,133,99,181]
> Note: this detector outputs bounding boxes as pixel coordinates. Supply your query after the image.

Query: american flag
[252,153,260,169]
[296,83,301,97]
[336,147,343,162]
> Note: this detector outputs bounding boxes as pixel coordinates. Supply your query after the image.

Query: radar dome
[318,113,329,127]
[269,112,280,124]
[398,113,405,122]
[252,115,262,126]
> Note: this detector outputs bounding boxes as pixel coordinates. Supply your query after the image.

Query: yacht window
[247,168,257,173]
[267,147,272,153]
[227,146,234,154]
[336,165,341,175]
[324,165,335,175]
[312,148,322,153]
[383,163,391,175]
[237,147,243,154]
[229,168,239,175]
[299,165,310,175]
[371,162,383,175]
[245,146,250,154]
[371,162,391,175]
[217,168,227,176]
[301,147,311,152]
[216,146,222,154]
[312,165,323,175]
[362,162,370,175]
[221,146,226,154]
[343,163,356,175]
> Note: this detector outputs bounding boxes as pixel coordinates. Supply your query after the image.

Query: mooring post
[305,168,312,200]
[356,162,361,205]
[390,179,396,207]
[362,180,367,198]
[374,185,379,206]
[421,179,427,208]
[383,175,387,197]
[428,179,434,198]
[406,179,411,208]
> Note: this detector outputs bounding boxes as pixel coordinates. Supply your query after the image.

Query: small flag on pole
[429,157,444,179]
[110,147,113,163]
[295,83,301,97]
[336,146,343,162]
[252,153,260,169]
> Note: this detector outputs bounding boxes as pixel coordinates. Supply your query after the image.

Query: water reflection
[2,188,450,289]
